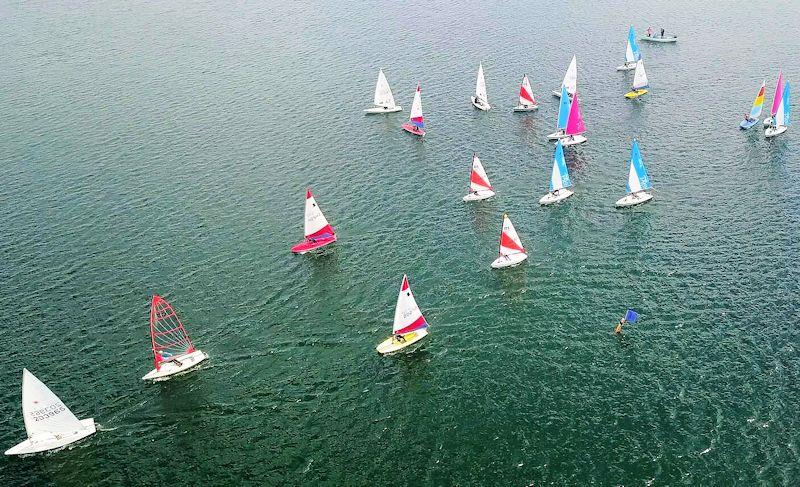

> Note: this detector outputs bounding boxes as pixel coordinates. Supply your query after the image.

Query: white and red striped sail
[469,153,493,192]
[149,295,197,371]
[392,275,429,335]
[499,214,525,256]
[519,74,536,106]
[304,189,335,240]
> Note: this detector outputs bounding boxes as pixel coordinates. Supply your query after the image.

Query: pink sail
[565,91,586,135]
[770,70,784,116]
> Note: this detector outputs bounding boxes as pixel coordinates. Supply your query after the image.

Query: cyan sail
[627,26,641,62]
[626,139,652,193]
[557,86,570,129]
[550,141,572,191]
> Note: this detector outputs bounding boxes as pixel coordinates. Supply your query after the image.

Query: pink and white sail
[469,154,493,192]
[565,92,586,136]
[392,275,429,335]
[499,214,525,257]
[519,74,536,106]
[304,189,335,240]
[409,84,424,129]
[770,70,784,117]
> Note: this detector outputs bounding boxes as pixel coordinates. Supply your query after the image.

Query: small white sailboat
[539,141,574,205]
[376,275,430,355]
[764,71,783,127]
[463,153,496,201]
[560,91,587,146]
[291,188,337,254]
[491,214,528,269]
[364,69,402,114]
[616,139,653,207]
[552,55,577,98]
[471,62,491,110]
[513,74,538,111]
[5,369,96,455]
[624,59,649,99]
[547,85,572,140]
[402,83,426,136]
[142,295,209,381]
[765,82,790,138]
[616,26,641,71]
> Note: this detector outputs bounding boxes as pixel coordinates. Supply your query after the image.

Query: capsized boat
[364,69,402,114]
[539,141,574,205]
[142,295,209,381]
[765,82,790,138]
[471,62,491,110]
[291,189,337,254]
[546,85,572,140]
[463,153,496,201]
[491,214,528,268]
[764,71,783,128]
[740,80,765,129]
[616,139,653,207]
[560,91,587,146]
[624,59,649,99]
[617,26,641,71]
[513,74,538,111]
[552,55,577,98]
[5,369,96,455]
[376,275,430,355]
[402,83,426,136]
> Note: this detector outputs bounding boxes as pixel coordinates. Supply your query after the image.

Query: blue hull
[740,119,759,130]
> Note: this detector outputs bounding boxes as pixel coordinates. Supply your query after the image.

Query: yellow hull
[376,329,429,355]
[624,89,648,99]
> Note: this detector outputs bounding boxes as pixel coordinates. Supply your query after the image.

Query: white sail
[625,39,635,63]
[633,60,648,89]
[774,97,785,127]
[499,214,524,256]
[469,154,492,192]
[373,69,396,108]
[520,75,535,105]
[475,63,488,102]
[22,369,86,438]
[392,275,427,334]
[304,190,333,239]
[562,55,577,95]
[627,162,642,193]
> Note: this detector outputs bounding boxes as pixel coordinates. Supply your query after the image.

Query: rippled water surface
[1,1,799,485]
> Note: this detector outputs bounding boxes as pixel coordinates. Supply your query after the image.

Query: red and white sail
[409,83,424,128]
[149,295,197,370]
[303,189,335,239]
[469,153,493,192]
[499,214,525,256]
[519,74,535,106]
[392,275,429,335]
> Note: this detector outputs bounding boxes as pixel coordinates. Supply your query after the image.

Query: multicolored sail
[557,85,571,129]
[304,189,335,240]
[392,275,429,335]
[469,154,493,192]
[149,295,197,371]
[499,214,525,257]
[748,80,766,119]
[625,26,641,63]
[410,83,424,128]
[770,71,784,117]
[775,82,790,127]
[565,91,586,136]
[550,141,572,192]
[519,74,535,106]
[632,59,649,90]
[626,140,652,193]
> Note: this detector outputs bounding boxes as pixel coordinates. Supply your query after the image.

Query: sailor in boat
[615,317,626,334]
[552,189,560,197]
[743,113,755,124]
[159,351,183,367]
[394,333,406,344]
[646,26,653,37]
[660,28,665,38]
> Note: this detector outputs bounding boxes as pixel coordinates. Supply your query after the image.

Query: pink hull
[402,122,425,136]
[291,235,336,254]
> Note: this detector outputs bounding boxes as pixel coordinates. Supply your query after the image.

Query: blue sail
[628,26,641,61]
[549,141,572,191]
[784,82,791,126]
[626,140,652,193]
[557,86,570,129]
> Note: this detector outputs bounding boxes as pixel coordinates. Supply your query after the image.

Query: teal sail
[550,141,572,191]
[556,86,570,129]
[627,26,641,62]
[626,139,652,193]
[783,82,791,126]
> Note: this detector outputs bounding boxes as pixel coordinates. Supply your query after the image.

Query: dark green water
[1,1,799,485]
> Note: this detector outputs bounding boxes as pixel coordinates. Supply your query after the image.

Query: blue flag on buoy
[624,309,639,323]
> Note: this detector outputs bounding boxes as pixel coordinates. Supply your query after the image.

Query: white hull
[513,104,538,112]
[142,350,209,381]
[640,36,677,43]
[376,328,429,355]
[491,252,528,269]
[763,117,774,127]
[616,192,653,207]
[5,418,96,455]
[552,90,574,99]
[765,125,788,138]
[539,189,574,205]
[364,105,402,114]
[560,135,588,146]
[463,190,495,202]
[616,63,637,71]
[471,96,491,111]
[547,130,569,140]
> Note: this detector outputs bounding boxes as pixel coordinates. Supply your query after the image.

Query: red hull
[291,235,337,254]
[401,122,425,137]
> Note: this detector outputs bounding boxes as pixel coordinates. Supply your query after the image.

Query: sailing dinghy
[765,82,790,138]
[616,139,653,207]
[764,71,783,128]
[552,55,577,98]
[513,74,538,111]
[617,26,641,71]
[376,275,430,355]
[539,141,574,205]
[364,69,402,114]
[142,295,209,381]
[5,369,96,455]
[624,59,649,99]
[471,63,491,110]
[547,86,572,140]
[740,80,766,129]
[491,214,528,269]
[402,84,426,136]
[560,91,587,146]
[291,189,337,254]
[463,153,496,201]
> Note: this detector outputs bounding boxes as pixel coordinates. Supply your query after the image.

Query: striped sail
[410,84,424,128]
[775,82,790,127]
[749,80,766,119]
[519,74,535,105]
[392,275,428,334]
[626,140,652,193]
[469,154,493,192]
[499,214,524,256]
[550,141,572,191]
